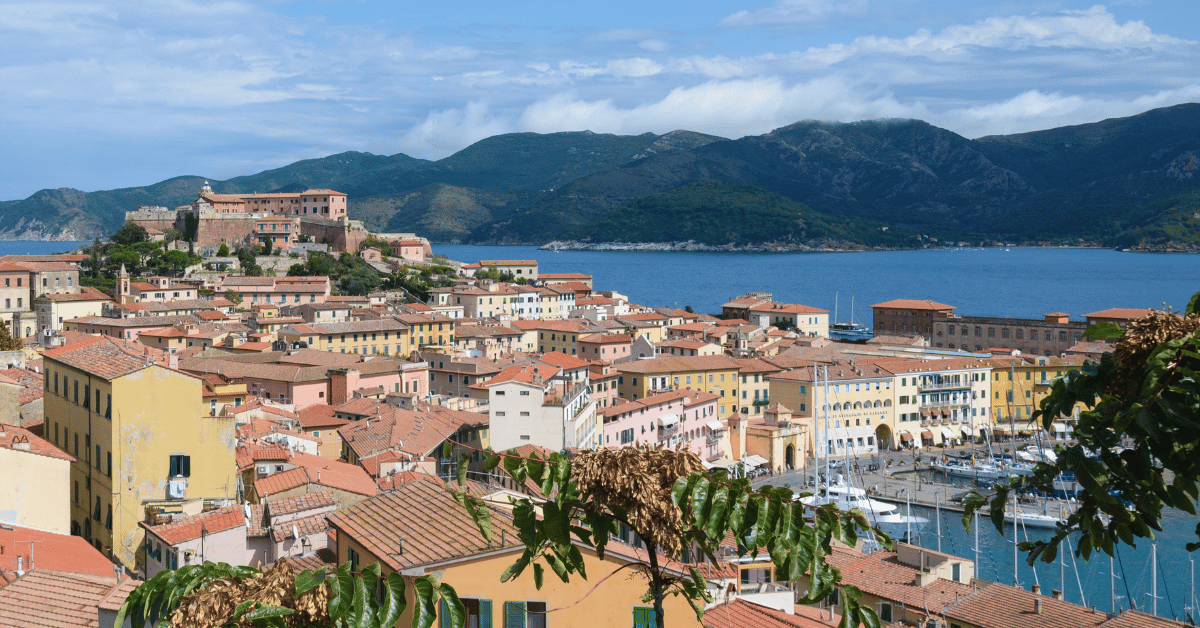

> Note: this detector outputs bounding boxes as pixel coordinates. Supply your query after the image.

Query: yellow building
[617,355,742,417]
[42,336,237,570]
[278,319,412,356]
[395,313,456,353]
[0,424,74,534]
[984,355,1086,439]
[767,364,897,458]
[327,476,702,628]
[531,320,601,356]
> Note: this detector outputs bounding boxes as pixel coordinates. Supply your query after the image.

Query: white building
[486,362,599,452]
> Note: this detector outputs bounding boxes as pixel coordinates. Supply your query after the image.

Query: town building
[0,424,74,533]
[870,299,957,340]
[931,312,1087,356]
[42,336,237,570]
[461,259,539,280]
[1082,307,1157,328]
[484,362,599,452]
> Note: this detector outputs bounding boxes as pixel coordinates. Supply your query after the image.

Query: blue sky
[2,0,1198,200]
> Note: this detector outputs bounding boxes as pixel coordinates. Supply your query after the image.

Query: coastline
[539,239,898,253]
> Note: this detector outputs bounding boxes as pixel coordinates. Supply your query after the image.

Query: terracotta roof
[297,404,351,429]
[0,570,133,628]
[539,272,590,280]
[337,403,487,461]
[616,355,742,374]
[749,302,829,314]
[0,424,74,462]
[537,351,591,370]
[282,548,338,573]
[245,504,269,537]
[702,598,834,628]
[943,582,1110,628]
[42,335,172,380]
[281,319,408,335]
[266,490,335,517]
[828,545,974,616]
[38,286,112,303]
[1082,308,1157,320]
[327,477,523,571]
[0,524,113,582]
[270,511,330,542]
[143,504,247,545]
[579,333,632,344]
[254,455,378,497]
[870,299,956,310]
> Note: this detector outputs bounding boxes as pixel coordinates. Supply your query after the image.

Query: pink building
[601,389,721,458]
[65,314,198,341]
[129,276,198,302]
[578,333,632,361]
[220,276,331,306]
[235,189,348,219]
[255,218,297,250]
[390,240,429,262]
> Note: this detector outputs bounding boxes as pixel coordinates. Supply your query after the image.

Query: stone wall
[126,208,179,234]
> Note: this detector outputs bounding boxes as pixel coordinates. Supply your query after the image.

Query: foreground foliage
[964,292,1200,564]
[119,447,889,628]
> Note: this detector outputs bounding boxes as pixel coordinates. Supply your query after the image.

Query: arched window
[873,400,882,408]
[853,401,862,410]
[832,403,841,411]
[883,399,892,407]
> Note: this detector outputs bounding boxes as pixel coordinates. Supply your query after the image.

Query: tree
[964,294,1200,567]
[119,447,885,628]
[0,320,22,351]
[110,222,149,246]
[224,289,242,305]
[218,242,230,257]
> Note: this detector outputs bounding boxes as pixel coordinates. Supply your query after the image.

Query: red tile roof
[0,425,74,462]
[327,477,523,572]
[0,524,113,582]
[1082,308,1157,320]
[42,335,173,380]
[0,570,133,628]
[870,299,956,311]
[142,504,247,545]
[702,598,835,628]
[254,455,378,498]
[943,582,1111,628]
[266,490,335,517]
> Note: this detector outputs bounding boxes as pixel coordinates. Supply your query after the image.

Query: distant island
[4,103,1200,251]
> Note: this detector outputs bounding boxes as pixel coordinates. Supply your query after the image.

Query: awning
[920,430,934,440]
[979,423,991,432]
[1051,422,1067,433]
[960,425,975,436]
[899,431,914,442]
[992,424,1012,433]
[920,410,932,418]
[940,426,954,440]
[744,455,769,467]
[706,420,724,431]
[658,414,679,427]
[705,458,737,469]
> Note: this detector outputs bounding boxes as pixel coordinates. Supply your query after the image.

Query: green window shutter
[440,600,449,628]
[504,601,526,628]
[633,606,655,628]
[480,600,493,628]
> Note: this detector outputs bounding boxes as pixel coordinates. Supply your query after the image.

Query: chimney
[1034,598,1043,614]
[1031,584,1040,595]
[1052,589,1063,601]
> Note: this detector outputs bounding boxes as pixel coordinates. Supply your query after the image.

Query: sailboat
[797,365,928,541]
[829,292,873,341]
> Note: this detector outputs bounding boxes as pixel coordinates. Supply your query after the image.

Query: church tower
[118,264,130,303]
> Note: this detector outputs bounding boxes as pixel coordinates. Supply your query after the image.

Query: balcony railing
[918,380,970,391]
[919,399,969,408]
[753,398,770,406]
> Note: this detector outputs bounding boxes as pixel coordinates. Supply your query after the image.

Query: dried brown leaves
[1109,310,1200,395]
[571,446,704,558]
[170,561,329,628]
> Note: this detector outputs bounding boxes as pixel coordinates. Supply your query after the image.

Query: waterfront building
[931,312,1087,356]
[983,355,1086,439]
[766,364,894,458]
[600,388,722,459]
[460,259,539,280]
[877,357,992,448]
[616,355,742,417]
[870,299,957,340]
[1082,307,1157,328]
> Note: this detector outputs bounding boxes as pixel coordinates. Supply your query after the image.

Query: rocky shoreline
[538,239,891,253]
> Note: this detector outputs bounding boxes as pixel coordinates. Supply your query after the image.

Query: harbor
[752,449,1200,622]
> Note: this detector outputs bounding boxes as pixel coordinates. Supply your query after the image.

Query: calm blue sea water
[0,241,88,256]
[905,501,1199,620]
[435,245,1200,320]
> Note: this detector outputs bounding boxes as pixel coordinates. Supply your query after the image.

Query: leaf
[442,441,453,459]
[243,605,296,621]
[703,483,730,542]
[328,562,355,621]
[438,583,466,628]
[351,567,375,628]
[377,572,408,628]
[483,452,502,472]
[500,552,531,583]
[411,576,440,628]
[294,567,327,597]
[533,562,545,589]
[1189,290,1200,316]
[456,453,468,485]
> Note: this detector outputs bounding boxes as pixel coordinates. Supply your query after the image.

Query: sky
[2,0,1199,200]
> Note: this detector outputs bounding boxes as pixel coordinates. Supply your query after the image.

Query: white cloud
[639,39,668,52]
[397,101,513,158]
[722,0,868,27]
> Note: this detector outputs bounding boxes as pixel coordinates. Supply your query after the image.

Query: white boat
[1004,508,1064,529]
[798,478,930,541]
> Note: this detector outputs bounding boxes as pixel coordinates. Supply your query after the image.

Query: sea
[435,245,1200,320]
[18,240,1200,618]
[436,243,1200,620]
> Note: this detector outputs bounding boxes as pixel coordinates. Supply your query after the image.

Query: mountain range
[5,103,1200,249]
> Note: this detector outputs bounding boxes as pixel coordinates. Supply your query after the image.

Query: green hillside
[567,182,913,247]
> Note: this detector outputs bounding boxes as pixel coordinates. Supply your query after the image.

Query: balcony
[752,398,770,406]
[918,379,970,392]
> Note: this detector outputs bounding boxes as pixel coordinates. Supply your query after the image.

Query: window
[502,601,546,628]
[880,603,893,623]
[348,547,359,572]
[169,454,191,477]
[633,606,656,628]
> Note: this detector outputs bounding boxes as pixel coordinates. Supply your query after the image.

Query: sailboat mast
[823,365,831,485]
[935,492,942,553]
[1013,492,1019,587]
[1152,543,1158,616]
[1111,555,1117,614]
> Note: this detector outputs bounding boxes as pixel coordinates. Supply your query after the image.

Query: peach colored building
[220,276,331,306]
[390,240,429,261]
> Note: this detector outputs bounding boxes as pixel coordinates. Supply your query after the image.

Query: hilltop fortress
[126,183,368,252]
